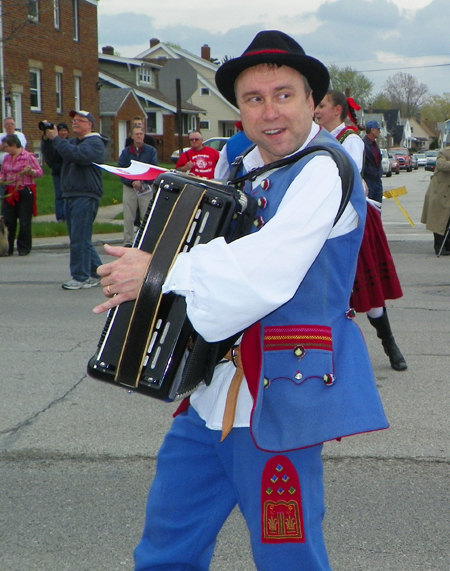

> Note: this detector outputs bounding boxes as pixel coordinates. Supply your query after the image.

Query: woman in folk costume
[315,90,407,371]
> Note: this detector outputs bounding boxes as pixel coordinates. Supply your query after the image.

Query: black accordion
[87,172,257,401]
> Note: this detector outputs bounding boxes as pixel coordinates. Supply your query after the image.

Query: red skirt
[350,203,403,313]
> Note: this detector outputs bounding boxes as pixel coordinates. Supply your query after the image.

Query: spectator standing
[175,130,220,179]
[44,122,69,222]
[0,134,43,256]
[362,120,384,204]
[124,116,156,149]
[41,110,107,290]
[0,117,27,165]
[421,144,450,255]
[118,125,158,246]
[0,117,28,214]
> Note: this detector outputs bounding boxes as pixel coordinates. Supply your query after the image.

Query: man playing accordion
[94,30,388,571]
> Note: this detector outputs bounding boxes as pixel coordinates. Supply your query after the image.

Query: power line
[357,62,450,73]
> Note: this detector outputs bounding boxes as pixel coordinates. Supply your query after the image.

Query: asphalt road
[1,167,449,570]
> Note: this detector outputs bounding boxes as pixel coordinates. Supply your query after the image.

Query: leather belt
[221,345,244,442]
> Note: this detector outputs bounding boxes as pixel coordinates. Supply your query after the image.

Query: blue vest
[242,128,389,451]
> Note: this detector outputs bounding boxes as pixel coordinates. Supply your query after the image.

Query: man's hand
[93,244,152,314]
[177,160,194,173]
[44,123,59,140]
[131,180,143,192]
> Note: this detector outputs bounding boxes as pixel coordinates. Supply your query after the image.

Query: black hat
[215,30,329,107]
[57,122,69,131]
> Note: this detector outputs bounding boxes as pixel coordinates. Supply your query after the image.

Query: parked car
[388,153,400,174]
[381,148,392,177]
[390,147,412,172]
[170,137,229,163]
[410,154,419,169]
[424,150,439,172]
[415,153,427,167]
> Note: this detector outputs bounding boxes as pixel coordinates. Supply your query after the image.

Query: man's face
[133,121,143,129]
[235,64,314,165]
[4,119,16,135]
[71,114,92,138]
[132,128,145,147]
[189,132,203,151]
[371,128,380,140]
[58,128,69,139]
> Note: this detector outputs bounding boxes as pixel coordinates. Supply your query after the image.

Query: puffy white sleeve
[162,156,343,342]
[342,134,364,172]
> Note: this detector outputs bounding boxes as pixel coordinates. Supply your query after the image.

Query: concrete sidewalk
[32,203,124,250]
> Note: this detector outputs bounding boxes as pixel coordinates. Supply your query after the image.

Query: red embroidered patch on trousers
[261,455,305,543]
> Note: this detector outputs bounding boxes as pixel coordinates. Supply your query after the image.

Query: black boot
[367,308,407,371]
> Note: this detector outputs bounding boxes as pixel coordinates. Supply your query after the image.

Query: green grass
[32,221,123,238]
[33,162,173,237]
[36,165,124,216]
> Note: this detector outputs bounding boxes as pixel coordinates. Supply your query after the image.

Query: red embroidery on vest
[263,325,333,352]
[261,455,305,543]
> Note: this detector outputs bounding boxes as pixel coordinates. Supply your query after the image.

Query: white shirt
[162,123,359,429]
[330,123,364,172]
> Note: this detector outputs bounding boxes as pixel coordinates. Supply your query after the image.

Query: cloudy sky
[98,0,449,99]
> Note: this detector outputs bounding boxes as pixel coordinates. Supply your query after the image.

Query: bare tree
[382,72,429,118]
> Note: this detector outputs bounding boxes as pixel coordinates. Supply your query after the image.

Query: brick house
[0,0,100,158]
[98,48,206,163]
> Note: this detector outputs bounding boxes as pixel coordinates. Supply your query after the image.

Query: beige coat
[421,146,450,235]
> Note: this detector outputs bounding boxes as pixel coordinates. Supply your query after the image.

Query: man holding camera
[41,110,108,289]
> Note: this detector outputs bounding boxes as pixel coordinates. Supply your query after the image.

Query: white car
[415,153,427,167]
[381,148,392,177]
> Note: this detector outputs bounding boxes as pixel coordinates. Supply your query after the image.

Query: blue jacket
[363,135,383,181]
[240,128,388,452]
[117,144,158,187]
[41,133,108,200]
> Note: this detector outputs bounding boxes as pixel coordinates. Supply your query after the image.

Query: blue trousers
[65,197,102,282]
[52,175,65,222]
[364,177,383,204]
[134,406,331,571]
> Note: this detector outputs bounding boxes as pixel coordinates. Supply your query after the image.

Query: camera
[38,121,54,131]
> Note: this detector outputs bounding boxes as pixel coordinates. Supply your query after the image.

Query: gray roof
[100,70,205,114]
[100,88,135,115]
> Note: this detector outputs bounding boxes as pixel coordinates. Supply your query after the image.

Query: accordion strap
[115,183,207,388]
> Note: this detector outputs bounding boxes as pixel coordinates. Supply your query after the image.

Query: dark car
[410,154,419,169]
[390,147,412,172]
[424,150,438,172]
[388,153,400,174]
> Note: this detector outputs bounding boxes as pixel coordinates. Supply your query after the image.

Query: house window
[181,114,196,135]
[74,76,81,110]
[200,88,210,96]
[147,112,157,133]
[199,120,210,130]
[28,0,39,22]
[139,67,154,86]
[73,0,79,41]
[54,0,60,29]
[56,73,62,113]
[29,69,41,110]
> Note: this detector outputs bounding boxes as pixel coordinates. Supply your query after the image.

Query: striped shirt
[0,148,43,188]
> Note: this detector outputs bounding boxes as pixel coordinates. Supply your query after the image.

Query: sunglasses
[189,138,200,142]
